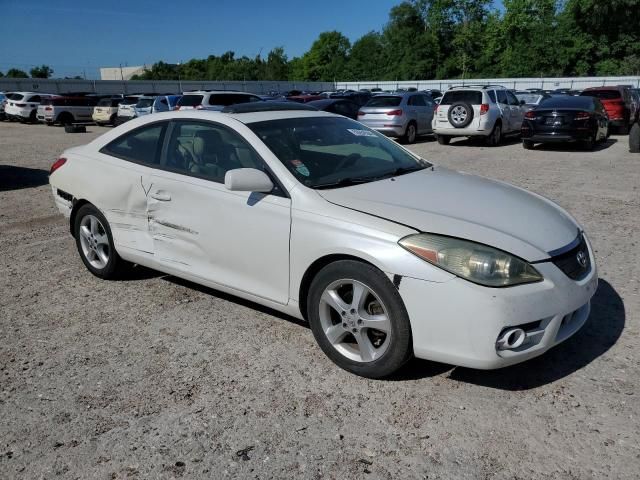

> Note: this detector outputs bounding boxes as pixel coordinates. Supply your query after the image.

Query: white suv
[433,86,526,146]
[176,91,262,111]
[4,91,53,123]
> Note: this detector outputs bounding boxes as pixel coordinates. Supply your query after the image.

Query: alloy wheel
[78,214,110,269]
[318,279,392,363]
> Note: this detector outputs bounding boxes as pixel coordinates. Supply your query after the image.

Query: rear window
[10,94,24,101]
[516,94,542,104]
[540,96,594,109]
[122,96,140,105]
[580,90,621,100]
[178,95,204,107]
[365,96,402,107]
[98,98,112,107]
[440,90,483,105]
[208,94,261,106]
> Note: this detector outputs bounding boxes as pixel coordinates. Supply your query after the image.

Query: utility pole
[119,63,124,81]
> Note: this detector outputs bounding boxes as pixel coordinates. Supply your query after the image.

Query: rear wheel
[523,140,534,150]
[486,122,502,146]
[583,132,596,151]
[629,122,640,153]
[307,260,413,378]
[73,204,129,279]
[403,122,417,144]
[436,135,451,145]
[58,112,73,126]
[29,110,37,123]
[109,114,117,126]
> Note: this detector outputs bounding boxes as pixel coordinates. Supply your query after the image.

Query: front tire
[73,204,128,279]
[307,260,413,378]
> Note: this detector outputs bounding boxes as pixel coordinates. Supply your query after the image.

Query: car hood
[317,167,579,261]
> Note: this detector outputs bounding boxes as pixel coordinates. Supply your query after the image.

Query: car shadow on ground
[531,138,617,152]
[445,135,522,148]
[164,275,310,329]
[0,165,49,191]
[441,279,623,390]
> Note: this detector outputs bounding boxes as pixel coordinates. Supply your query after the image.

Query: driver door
[147,119,291,304]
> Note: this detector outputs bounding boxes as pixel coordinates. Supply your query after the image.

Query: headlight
[399,233,543,287]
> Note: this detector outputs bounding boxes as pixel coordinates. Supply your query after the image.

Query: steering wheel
[335,153,361,171]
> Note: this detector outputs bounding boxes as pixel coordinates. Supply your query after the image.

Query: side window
[29,95,41,103]
[497,90,508,105]
[163,121,263,184]
[506,91,520,106]
[487,90,496,103]
[160,98,168,105]
[101,123,166,165]
[409,95,426,107]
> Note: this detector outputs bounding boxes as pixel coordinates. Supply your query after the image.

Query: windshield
[248,117,430,189]
[516,93,542,104]
[136,98,154,108]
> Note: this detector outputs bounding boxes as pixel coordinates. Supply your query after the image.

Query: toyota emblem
[576,250,587,268]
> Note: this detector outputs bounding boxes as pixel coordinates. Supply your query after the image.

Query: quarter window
[408,95,426,106]
[163,121,263,183]
[101,123,166,165]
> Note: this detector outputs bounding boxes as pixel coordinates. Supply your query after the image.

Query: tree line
[3,1,639,82]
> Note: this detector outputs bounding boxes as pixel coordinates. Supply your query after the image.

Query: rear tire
[583,132,596,151]
[307,260,413,379]
[403,122,417,144]
[486,122,502,146]
[58,112,73,126]
[109,114,117,126]
[629,122,640,153]
[436,135,451,145]
[523,140,534,150]
[73,204,129,280]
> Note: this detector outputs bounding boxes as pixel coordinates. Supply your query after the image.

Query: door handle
[150,191,171,201]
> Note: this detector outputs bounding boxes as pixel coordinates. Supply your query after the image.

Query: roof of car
[182,90,260,95]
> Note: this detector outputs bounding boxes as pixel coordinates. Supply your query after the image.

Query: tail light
[574,111,591,120]
[45,106,52,111]
[357,111,365,117]
[479,104,489,115]
[524,111,537,120]
[386,109,403,116]
[16,103,26,107]
[435,105,440,113]
[174,106,181,111]
[194,105,204,110]
[50,157,67,175]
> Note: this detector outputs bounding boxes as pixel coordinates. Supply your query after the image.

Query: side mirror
[224,168,274,193]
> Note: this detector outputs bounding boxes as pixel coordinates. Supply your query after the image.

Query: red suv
[580,86,637,133]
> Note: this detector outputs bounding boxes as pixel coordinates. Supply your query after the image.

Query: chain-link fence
[0,78,335,95]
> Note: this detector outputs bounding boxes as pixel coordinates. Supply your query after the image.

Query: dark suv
[580,86,637,133]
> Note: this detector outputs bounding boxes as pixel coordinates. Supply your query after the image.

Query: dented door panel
[148,171,291,304]
[88,153,155,254]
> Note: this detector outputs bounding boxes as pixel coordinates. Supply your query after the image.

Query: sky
[0,0,399,79]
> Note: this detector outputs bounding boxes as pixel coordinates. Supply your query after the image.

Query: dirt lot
[1,122,638,479]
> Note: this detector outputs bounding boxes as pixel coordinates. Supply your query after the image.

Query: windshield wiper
[314,177,373,189]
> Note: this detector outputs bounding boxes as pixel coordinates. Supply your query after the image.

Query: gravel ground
[1,122,638,479]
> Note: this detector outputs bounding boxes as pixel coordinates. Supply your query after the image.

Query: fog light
[496,328,526,350]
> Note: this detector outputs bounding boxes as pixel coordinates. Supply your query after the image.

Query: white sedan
[49,103,598,378]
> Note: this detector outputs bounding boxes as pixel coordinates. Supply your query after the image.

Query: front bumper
[399,237,598,369]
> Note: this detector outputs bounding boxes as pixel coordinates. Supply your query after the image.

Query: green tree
[30,64,54,78]
[346,32,386,81]
[265,47,290,80]
[301,31,351,81]
[0,71,4,78]
[6,68,29,78]
[381,2,439,81]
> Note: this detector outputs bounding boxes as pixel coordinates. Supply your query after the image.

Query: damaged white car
[49,103,598,378]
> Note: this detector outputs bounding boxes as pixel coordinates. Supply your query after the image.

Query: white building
[100,66,147,81]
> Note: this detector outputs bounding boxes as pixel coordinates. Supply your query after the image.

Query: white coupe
[49,103,598,378]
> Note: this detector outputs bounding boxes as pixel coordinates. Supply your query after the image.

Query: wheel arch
[298,253,381,320]
[69,198,91,237]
